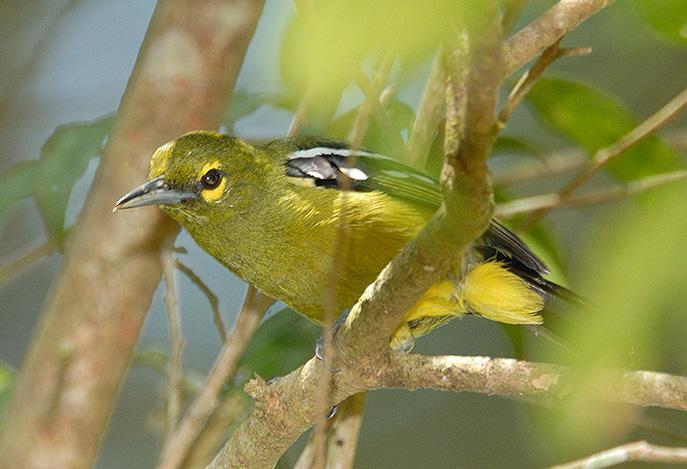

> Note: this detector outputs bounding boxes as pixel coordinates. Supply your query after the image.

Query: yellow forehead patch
[199,160,227,203]
[149,141,175,178]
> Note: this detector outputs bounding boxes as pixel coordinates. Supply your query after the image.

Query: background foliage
[1,0,687,467]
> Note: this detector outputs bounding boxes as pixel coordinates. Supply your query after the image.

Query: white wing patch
[339,167,369,181]
[287,146,378,160]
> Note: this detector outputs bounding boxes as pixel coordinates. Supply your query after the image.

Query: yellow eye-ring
[199,161,227,203]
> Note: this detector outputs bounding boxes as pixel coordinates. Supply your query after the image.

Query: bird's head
[114,131,264,224]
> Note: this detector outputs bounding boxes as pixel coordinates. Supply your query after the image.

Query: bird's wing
[270,137,549,274]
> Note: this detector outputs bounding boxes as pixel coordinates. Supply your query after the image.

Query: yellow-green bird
[116,131,571,351]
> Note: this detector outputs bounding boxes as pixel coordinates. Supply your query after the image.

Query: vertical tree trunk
[0,1,264,467]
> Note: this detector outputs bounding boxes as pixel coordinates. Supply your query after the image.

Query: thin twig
[498,40,591,127]
[157,286,273,469]
[161,237,184,436]
[309,49,400,469]
[175,260,227,343]
[407,53,447,169]
[0,239,56,284]
[524,85,687,226]
[551,440,687,469]
[348,48,397,146]
[288,88,312,136]
[496,170,687,218]
[182,392,248,469]
[492,147,587,187]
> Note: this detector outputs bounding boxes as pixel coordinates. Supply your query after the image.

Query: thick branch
[210,352,687,468]
[504,0,616,76]
[381,354,687,411]
[0,1,264,468]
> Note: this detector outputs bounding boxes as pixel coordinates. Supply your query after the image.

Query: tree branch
[0,239,55,284]
[498,40,591,127]
[175,259,227,343]
[380,354,687,411]
[210,351,687,468]
[157,287,273,469]
[406,54,446,169]
[496,170,687,217]
[552,440,687,469]
[162,237,185,436]
[0,1,264,467]
[504,0,616,76]
[324,392,367,469]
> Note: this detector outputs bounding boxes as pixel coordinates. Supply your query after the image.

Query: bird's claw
[314,309,350,372]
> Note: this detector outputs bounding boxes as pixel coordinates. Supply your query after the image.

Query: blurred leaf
[239,308,320,382]
[501,324,526,359]
[224,91,292,131]
[527,77,683,181]
[33,115,113,243]
[0,362,15,424]
[493,135,544,159]
[279,0,468,123]
[328,97,414,159]
[634,0,687,44]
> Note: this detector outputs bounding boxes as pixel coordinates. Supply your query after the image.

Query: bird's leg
[315,309,350,364]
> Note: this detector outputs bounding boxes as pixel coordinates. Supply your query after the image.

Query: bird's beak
[113,176,196,212]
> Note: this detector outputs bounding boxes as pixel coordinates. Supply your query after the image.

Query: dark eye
[201,169,222,189]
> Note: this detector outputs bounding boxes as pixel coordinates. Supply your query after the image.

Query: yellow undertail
[390,261,544,351]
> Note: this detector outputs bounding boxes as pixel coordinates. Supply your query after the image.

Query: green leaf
[0,161,41,222]
[634,0,687,44]
[0,114,114,244]
[0,362,15,424]
[527,77,683,181]
[33,115,114,243]
[239,308,320,381]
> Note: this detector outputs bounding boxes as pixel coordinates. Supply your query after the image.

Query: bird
[115,131,573,352]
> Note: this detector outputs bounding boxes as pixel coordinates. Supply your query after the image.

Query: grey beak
[113,176,196,211]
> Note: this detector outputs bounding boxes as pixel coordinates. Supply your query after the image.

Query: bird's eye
[201,169,222,189]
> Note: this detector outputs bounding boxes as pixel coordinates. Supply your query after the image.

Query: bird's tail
[391,261,553,351]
